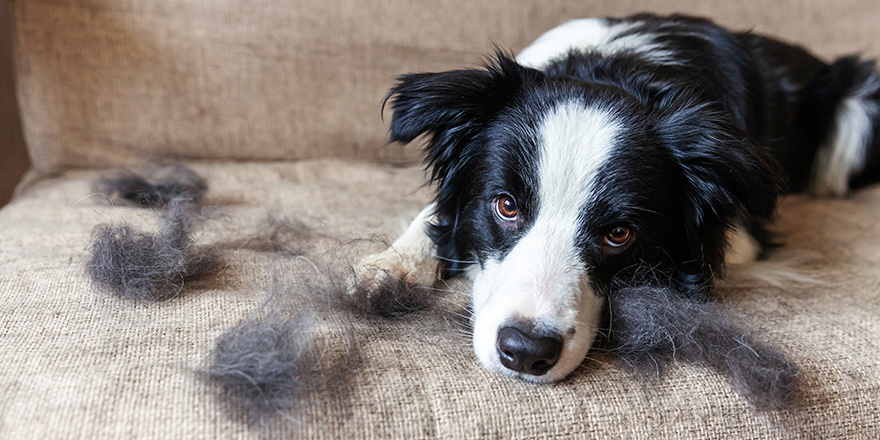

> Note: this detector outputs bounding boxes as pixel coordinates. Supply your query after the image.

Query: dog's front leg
[353,203,441,294]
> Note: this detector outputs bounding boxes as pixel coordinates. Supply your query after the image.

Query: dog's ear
[385,53,542,275]
[657,97,787,293]
[385,53,543,186]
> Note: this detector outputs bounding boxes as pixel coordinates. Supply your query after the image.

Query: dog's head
[386,54,784,382]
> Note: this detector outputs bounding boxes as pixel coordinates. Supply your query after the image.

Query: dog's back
[518,13,880,198]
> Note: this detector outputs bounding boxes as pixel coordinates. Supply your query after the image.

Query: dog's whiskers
[434,256,479,264]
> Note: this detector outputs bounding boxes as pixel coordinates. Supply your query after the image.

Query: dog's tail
[805,56,880,197]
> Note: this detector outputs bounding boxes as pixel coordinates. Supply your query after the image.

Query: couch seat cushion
[1,159,878,438]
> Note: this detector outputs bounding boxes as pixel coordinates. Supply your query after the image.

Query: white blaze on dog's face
[470,102,618,382]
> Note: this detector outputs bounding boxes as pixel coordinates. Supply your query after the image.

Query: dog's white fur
[723,226,762,266]
[811,74,880,197]
[354,203,441,295]
[470,102,618,382]
[516,18,681,69]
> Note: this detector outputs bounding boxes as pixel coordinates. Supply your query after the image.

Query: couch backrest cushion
[12,0,880,172]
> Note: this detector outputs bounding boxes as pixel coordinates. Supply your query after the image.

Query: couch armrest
[0,1,29,207]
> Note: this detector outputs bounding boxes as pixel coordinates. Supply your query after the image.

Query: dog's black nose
[496,325,563,376]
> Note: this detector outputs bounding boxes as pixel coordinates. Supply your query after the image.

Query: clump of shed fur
[207,242,453,424]
[346,268,437,318]
[88,200,221,301]
[209,309,317,424]
[207,259,361,425]
[94,162,207,208]
[607,285,801,410]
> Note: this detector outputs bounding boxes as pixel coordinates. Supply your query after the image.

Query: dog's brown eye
[604,226,632,247]
[494,195,518,222]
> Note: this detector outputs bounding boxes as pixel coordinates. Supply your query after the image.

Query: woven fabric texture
[1,160,878,438]
[12,0,880,172]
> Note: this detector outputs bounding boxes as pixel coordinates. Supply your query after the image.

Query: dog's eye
[493,195,518,222]
[604,225,632,247]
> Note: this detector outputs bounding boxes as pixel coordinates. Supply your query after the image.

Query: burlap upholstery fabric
[12,0,880,173]
[1,160,879,438]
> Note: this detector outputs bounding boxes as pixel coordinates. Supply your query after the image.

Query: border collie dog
[356,13,880,382]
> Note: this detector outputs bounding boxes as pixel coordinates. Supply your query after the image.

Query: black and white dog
[356,14,880,383]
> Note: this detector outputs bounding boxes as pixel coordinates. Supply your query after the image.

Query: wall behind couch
[1,1,28,207]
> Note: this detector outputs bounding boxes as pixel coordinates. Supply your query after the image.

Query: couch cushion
[1,159,878,438]
[13,0,880,172]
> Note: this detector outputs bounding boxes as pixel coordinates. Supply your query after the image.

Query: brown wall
[1,1,29,207]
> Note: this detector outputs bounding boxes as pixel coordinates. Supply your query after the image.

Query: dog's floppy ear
[384,53,543,186]
[657,97,787,293]
[385,53,542,275]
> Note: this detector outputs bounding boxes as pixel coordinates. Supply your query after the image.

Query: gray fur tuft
[347,271,437,318]
[93,162,207,208]
[608,286,801,409]
[208,310,316,424]
[87,200,221,301]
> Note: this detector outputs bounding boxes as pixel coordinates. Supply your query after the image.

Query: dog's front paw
[348,249,440,317]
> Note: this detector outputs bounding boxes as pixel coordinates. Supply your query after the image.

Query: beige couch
[2,0,880,438]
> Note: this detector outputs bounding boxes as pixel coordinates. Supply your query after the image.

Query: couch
[2,0,879,438]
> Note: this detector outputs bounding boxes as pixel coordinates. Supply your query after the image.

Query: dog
[354,13,880,383]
